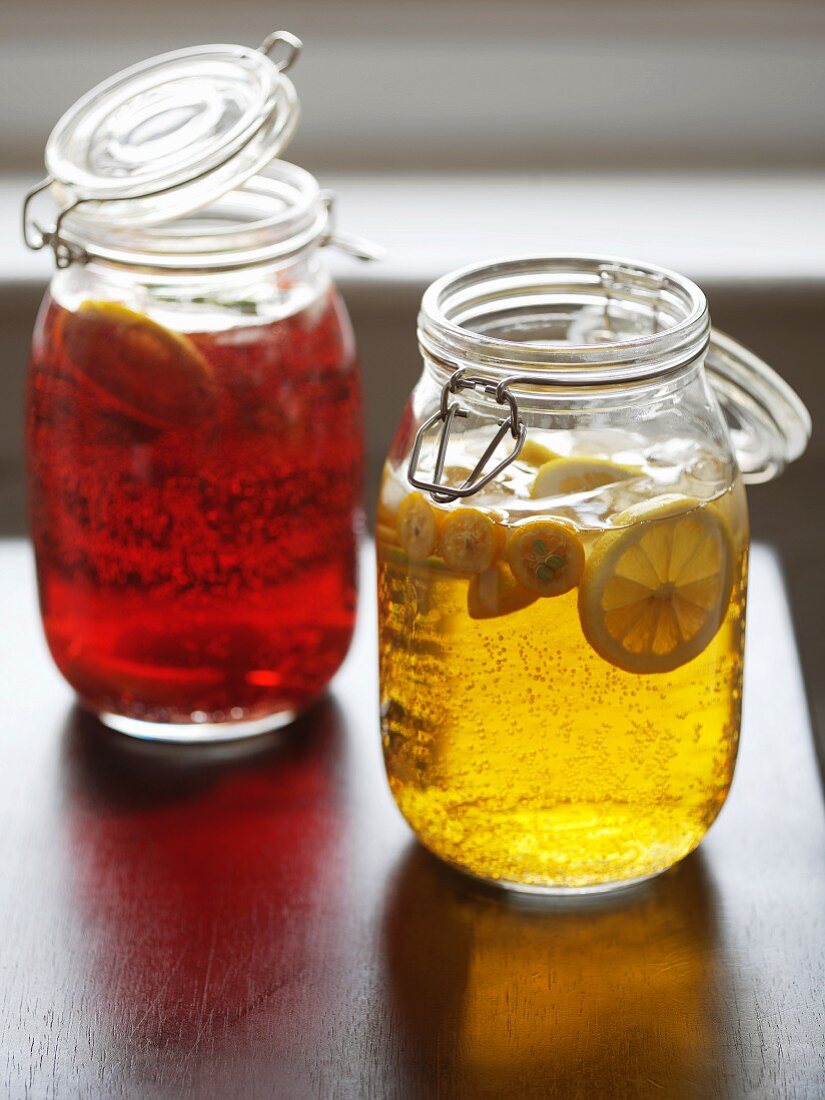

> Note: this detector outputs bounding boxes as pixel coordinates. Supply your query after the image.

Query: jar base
[440,855,669,899]
[485,868,665,898]
[97,708,299,744]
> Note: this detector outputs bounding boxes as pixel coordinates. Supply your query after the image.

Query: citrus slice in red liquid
[58,300,217,429]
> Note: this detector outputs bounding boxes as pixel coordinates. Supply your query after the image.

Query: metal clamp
[22,177,90,268]
[319,191,385,262]
[600,262,666,337]
[257,30,303,71]
[407,370,526,503]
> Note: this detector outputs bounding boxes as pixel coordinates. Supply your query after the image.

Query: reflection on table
[383,845,731,1099]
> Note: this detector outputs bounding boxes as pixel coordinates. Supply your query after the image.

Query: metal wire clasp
[600,262,666,336]
[22,177,89,268]
[407,370,526,503]
[257,30,303,71]
[319,191,385,262]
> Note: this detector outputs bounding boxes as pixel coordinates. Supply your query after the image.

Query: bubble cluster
[377,455,749,889]
[27,289,362,725]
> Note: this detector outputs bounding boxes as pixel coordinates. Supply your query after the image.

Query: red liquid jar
[23,36,374,740]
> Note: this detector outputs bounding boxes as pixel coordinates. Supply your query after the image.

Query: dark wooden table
[1,541,823,1099]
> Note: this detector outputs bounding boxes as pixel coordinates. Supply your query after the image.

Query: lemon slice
[59,300,216,429]
[531,457,638,499]
[505,519,585,596]
[438,507,504,574]
[376,520,401,549]
[518,439,560,467]
[467,562,539,619]
[442,464,474,485]
[578,496,734,674]
[396,492,440,560]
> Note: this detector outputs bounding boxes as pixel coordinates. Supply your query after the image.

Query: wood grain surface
[0,540,823,1099]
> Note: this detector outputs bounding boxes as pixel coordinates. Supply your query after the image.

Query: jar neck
[418,255,711,394]
[50,240,331,334]
[65,246,325,293]
[53,161,330,275]
[420,353,707,419]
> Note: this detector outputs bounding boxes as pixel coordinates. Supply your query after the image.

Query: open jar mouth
[418,255,711,385]
[54,160,329,272]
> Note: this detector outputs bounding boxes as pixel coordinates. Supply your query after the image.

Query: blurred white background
[3,0,824,292]
[3,0,825,173]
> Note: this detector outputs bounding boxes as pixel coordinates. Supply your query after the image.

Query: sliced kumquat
[438,507,504,574]
[396,492,440,560]
[505,518,585,596]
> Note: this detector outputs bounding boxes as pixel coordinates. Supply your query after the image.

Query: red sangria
[27,278,362,737]
[22,36,376,739]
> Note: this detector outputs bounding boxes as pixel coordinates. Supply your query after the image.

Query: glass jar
[24,35,377,741]
[377,255,810,893]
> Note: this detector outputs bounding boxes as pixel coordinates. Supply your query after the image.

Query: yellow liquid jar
[377,256,810,894]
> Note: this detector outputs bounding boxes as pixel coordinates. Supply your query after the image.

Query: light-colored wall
[3,0,825,173]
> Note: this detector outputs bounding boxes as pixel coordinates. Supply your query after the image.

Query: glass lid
[705,328,811,484]
[43,31,302,229]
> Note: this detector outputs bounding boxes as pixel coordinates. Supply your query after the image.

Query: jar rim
[53,160,329,272]
[418,254,711,385]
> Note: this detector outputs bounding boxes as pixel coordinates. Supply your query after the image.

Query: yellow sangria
[378,256,809,892]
